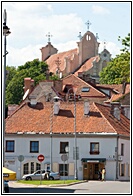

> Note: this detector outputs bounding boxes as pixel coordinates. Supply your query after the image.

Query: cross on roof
[55,57,61,68]
[85,20,91,31]
[46,32,53,43]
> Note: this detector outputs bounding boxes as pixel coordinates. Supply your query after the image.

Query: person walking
[101,168,106,181]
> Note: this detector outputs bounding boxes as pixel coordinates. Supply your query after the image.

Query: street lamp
[3,9,11,166]
[73,86,78,180]
[67,86,78,180]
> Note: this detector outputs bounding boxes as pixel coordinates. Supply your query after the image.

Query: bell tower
[77,20,100,65]
[40,32,58,61]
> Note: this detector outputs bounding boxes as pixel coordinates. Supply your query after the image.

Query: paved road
[8,180,130,194]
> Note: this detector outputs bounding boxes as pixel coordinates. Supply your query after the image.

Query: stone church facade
[40,25,111,83]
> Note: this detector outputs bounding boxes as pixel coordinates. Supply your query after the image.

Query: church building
[40,20,111,83]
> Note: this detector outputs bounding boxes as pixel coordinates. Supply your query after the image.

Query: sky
[2,1,131,67]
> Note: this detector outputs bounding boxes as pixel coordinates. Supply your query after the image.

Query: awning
[3,167,16,181]
[81,158,106,163]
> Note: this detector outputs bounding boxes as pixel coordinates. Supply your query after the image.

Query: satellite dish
[23,89,29,100]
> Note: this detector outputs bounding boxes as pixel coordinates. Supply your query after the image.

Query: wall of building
[5,134,130,181]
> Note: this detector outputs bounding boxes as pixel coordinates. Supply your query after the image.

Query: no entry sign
[37,154,45,162]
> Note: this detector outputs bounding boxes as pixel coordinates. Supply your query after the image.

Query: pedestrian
[101,168,106,181]
[98,170,102,180]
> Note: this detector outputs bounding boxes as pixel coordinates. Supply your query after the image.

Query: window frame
[121,143,124,156]
[30,141,39,153]
[6,140,15,152]
[60,142,69,154]
[59,164,69,176]
[90,142,99,154]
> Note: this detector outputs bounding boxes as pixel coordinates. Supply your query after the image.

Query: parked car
[22,170,60,180]
[4,180,9,193]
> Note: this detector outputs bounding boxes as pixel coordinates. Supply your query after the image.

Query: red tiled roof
[74,56,99,76]
[96,84,130,94]
[5,101,130,137]
[46,49,77,73]
[62,74,106,98]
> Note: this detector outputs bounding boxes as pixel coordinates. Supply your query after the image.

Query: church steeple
[77,20,100,65]
[40,32,58,61]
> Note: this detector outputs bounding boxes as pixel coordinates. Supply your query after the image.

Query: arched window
[86,35,91,41]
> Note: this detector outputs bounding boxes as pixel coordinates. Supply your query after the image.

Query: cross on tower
[103,40,106,49]
[85,20,91,31]
[46,32,53,43]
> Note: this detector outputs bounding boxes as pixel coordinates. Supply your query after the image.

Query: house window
[23,163,29,174]
[59,164,68,176]
[119,163,125,176]
[23,162,41,175]
[82,87,90,92]
[60,142,69,153]
[121,143,124,156]
[30,141,39,153]
[6,140,15,152]
[90,142,99,154]
[31,162,34,173]
[36,163,41,171]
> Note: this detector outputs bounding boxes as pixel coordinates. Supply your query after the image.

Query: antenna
[23,89,29,100]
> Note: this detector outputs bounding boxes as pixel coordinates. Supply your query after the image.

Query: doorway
[83,162,104,180]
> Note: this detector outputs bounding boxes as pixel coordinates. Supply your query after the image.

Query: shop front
[81,158,106,180]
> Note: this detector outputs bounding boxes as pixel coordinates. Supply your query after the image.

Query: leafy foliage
[6,59,59,106]
[100,34,130,84]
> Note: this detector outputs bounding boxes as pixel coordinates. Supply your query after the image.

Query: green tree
[99,33,130,84]
[6,59,58,105]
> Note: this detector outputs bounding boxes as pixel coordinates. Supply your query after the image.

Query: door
[83,162,105,180]
[83,163,88,180]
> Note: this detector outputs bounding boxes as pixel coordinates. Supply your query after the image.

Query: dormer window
[82,87,90,92]
[104,53,107,57]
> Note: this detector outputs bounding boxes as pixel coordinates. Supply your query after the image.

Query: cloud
[92,5,110,15]
[7,45,42,67]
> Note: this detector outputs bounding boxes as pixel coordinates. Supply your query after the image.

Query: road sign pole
[40,162,42,185]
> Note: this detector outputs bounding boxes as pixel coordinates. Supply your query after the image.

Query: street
[8,180,130,194]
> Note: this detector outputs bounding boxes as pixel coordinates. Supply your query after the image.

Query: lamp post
[73,86,78,180]
[3,9,11,166]
[67,86,78,180]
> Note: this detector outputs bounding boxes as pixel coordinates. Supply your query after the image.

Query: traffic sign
[61,154,68,162]
[18,155,24,162]
[37,154,45,162]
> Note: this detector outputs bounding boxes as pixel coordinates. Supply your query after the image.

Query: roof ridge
[94,102,117,133]
[6,101,26,120]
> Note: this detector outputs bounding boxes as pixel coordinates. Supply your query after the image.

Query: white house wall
[5,134,130,181]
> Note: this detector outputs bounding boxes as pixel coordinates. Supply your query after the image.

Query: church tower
[77,20,100,65]
[40,32,58,61]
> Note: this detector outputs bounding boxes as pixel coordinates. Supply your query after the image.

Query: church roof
[74,56,100,76]
[46,48,77,73]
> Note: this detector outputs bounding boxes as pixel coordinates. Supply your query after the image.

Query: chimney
[110,102,121,120]
[24,78,34,93]
[122,81,127,94]
[53,96,60,115]
[84,101,89,115]
[8,104,19,116]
